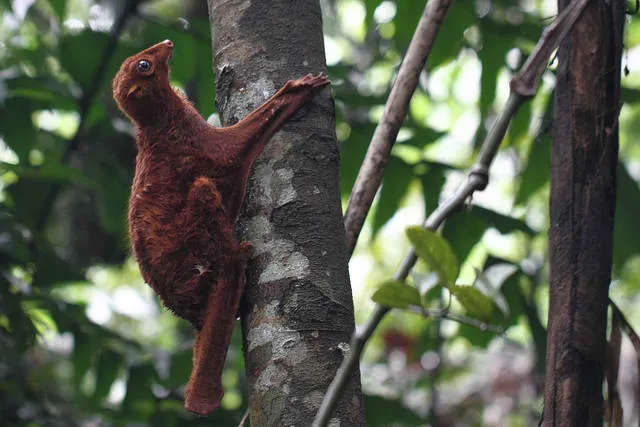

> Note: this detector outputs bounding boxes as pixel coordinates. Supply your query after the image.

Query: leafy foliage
[0,0,639,425]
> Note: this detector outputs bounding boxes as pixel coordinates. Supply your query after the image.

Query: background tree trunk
[207,1,364,425]
[543,0,624,425]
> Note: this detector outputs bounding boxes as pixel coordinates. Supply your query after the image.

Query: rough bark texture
[207,1,363,425]
[543,0,624,425]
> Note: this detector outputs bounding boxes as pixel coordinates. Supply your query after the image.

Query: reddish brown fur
[112,40,329,415]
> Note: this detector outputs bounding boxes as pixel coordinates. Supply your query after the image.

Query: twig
[313,1,590,425]
[34,0,142,231]
[410,306,504,334]
[238,408,250,427]
[342,0,455,256]
[430,310,504,334]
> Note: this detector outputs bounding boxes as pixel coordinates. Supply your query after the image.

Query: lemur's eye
[136,59,152,73]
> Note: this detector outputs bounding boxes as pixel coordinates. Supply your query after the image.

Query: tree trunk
[543,0,624,425]
[206,1,364,425]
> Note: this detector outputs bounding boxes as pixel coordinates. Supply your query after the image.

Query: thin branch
[342,0,455,256]
[410,306,504,334]
[238,408,249,427]
[510,0,588,97]
[313,1,590,425]
[34,0,142,231]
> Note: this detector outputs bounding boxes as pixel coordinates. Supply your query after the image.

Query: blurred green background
[0,0,638,425]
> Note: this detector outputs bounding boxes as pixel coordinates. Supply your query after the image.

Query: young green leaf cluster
[372,226,499,322]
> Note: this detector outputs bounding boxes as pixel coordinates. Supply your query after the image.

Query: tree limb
[342,0,455,256]
[313,1,590,424]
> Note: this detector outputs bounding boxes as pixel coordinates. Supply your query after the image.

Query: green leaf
[0,98,37,161]
[372,157,415,237]
[403,122,446,150]
[442,206,533,266]
[613,163,640,273]
[1,283,37,352]
[364,394,424,426]
[371,280,421,309]
[478,23,509,122]
[339,123,375,197]
[93,348,122,402]
[7,161,91,185]
[457,322,495,348]
[621,87,640,104]
[449,284,495,321]
[48,0,66,22]
[59,31,109,93]
[509,99,532,147]
[516,134,551,204]
[418,162,448,215]
[163,348,192,389]
[406,226,459,286]
[5,76,76,110]
[72,329,97,389]
[122,363,157,415]
[0,211,30,262]
[195,43,216,119]
[424,5,475,69]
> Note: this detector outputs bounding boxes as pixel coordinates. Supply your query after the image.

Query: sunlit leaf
[371,280,421,309]
[449,284,495,321]
[406,226,459,286]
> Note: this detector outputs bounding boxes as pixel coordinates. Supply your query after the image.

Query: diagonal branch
[313,1,590,425]
[342,0,455,256]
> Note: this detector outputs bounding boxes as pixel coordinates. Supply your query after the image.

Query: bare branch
[238,408,249,427]
[511,0,588,97]
[408,305,505,334]
[342,0,455,256]
[313,1,590,424]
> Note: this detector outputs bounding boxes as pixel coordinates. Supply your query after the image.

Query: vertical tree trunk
[544,0,624,425]
[207,1,363,425]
